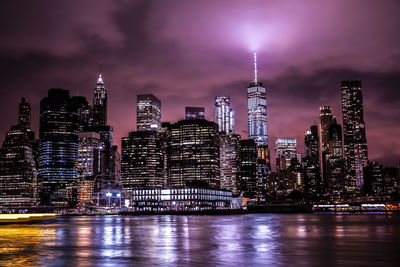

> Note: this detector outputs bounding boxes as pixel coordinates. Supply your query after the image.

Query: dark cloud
[0,0,399,168]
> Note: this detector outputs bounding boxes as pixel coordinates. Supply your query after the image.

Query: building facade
[341,80,368,193]
[275,138,297,172]
[219,133,241,195]
[168,119,220,188]
[38,89,78,206]
[185,107,205,120]
[215,96,234,134]
[137,94,161,131]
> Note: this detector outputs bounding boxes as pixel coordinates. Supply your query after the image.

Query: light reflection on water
[0,214,399,266]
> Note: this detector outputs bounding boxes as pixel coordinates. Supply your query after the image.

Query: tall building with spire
[247,52,268,146]
[341,80,368,193]
[92,69,107,127]
[215,96,234,134]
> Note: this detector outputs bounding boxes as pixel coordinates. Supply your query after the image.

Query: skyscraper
[319,105,333,186]
[275,138,297,171]
[0,98,38,207]
[92,74,107,127]
[240,139,258,197]
[304,125,321,196]
[137,94,161,131]
[168,119,220,188]
[185,107,205,120]
[247,52,268,146]
[341,80,368,193]
[18,97,31,129]
[304,125,319,163]
[38,89,78,206]
[121,131,163,191]
[214,96,234,134]
[72,96,92,131]
[77,131,101,180]
[220,133,241,195]
[326,118,344,195]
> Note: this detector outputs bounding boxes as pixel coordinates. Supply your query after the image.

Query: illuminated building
[240,139,257,197]
[220,133,241,195]
[130,187,232,211]
[137,94,161,131]
[247,52,268,146]
[168,119,220,188]
[303,125,322,196]
[38,89,78,206]
[319,105,333,186]
[326,118,344,195]
[214,96,234,133]
[341,80,368,192]
[18,97,31,129]
[121,131,163,191]
[77,131,100,180]
[304,125,319,163]
[0,98,38,207]
[72,96,92,131]
[275,138,297,171]
[92,73,107,127]
[185,107,205,120]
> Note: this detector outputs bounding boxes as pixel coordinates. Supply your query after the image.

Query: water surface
[0,213,399,266]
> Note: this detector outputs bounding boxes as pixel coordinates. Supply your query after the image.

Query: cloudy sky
[0,0,399,167]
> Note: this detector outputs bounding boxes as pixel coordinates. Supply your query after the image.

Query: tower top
[253,51,258,83]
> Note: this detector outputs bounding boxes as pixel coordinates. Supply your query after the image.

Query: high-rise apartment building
[215,96,234,134]
[341,80,368,193]
[304,125,319,163]
[137,94,161,131]
[38,89,78,206]
[185,107,205,120]
[168,119,220,188]
[326,118,344,195]
[77,131,101,180]
[72,96,92,131]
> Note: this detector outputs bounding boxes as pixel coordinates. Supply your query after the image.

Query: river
[0,213,399,266]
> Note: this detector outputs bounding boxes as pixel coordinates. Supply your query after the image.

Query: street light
[106,192,112,207]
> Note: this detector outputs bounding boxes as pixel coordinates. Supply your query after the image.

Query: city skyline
[0,1,399,168]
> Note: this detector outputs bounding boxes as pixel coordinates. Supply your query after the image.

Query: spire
[97,60,104,84]
[253,51,258,83]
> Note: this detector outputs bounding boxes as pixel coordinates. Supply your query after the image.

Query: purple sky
[0,0,399,167]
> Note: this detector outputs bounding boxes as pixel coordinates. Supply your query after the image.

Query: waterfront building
[240,139,258,197]
[137,94,161,131]
[92,73,107,127]
[121,131,163,191]
[341,80,368,193]
[220,133,241,195]
[129,187,232,212]
[38,89,78,206]
[275,138,297,171]
[185,107,205,120]
[168,119,220,188]
[214,96,234,134]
